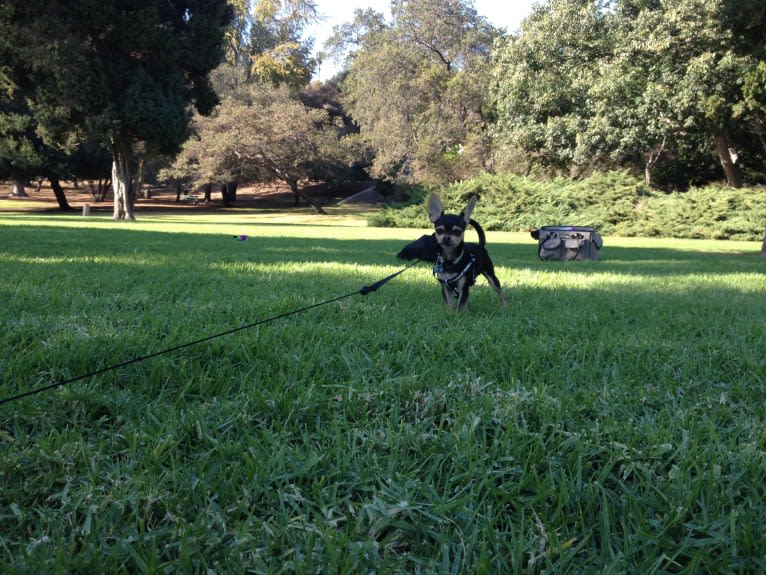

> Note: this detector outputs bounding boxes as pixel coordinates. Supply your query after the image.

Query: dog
[398,193,508,311]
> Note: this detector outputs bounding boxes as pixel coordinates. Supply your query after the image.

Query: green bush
[370,171,766,241]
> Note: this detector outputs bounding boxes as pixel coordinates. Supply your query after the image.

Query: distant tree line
[1,0,765,220]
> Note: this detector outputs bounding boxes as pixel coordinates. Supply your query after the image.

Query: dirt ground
[0,180,372,214]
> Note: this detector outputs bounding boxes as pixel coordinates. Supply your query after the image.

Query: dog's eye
[436,227,446,234]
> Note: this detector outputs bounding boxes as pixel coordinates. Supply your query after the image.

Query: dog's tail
[469,219,486,247]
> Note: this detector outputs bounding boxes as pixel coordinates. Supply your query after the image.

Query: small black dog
[398,193,507,311]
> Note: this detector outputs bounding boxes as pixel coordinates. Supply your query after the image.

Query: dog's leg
[455,278,471,311]
[441,285,455,309]
[483,271,508,306]
[457,289,470,311]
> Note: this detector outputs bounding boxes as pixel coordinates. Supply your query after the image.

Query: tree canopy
[331,0,502,183]
[159,1,362,214]
[490,0,766,188]
[225,0,319,89]
[0,0,232,219]
[165,79,358,214]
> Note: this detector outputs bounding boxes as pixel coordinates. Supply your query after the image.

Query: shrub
[371,171,766,241]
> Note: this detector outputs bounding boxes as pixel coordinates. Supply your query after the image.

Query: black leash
[0,260,420,407]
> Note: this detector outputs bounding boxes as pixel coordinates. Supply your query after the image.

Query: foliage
[0,93,44,181]
[333,0,502,183]
[225,0,319,89]
[490,0,766,188]
[1,213,765,572]
[369,171,766,241]
[163,82,358,213]
[164,2,360,211]
[0,0,232,219]
[0,75,111,192]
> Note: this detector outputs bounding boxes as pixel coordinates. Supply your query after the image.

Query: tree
[224,0,319,89]
[166,82,355,214]
[0,86,109,210]
[490,0,612,174]
[0,0,232,220]
[0,92,43,198]
[333,0,501,183]
[490,0,764,188]
[161,2,347,212]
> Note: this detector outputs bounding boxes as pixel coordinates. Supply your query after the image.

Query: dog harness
[433,249,478,298]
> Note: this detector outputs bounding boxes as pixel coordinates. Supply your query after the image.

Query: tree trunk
[221,183,232,207]
[758,128,766,156]
[98,179,111,201]
[713,133,743,188]
[644,137,667,188]
[111,137,136,220]
[49,177,73,210]
[10,179,28,197]
[221,181,239,207]
[227,180,238,203]
[761,228,766,257]
[287,179,326,214]
[137,158,147,199]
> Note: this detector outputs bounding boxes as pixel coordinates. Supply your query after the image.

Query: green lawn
[1,211,765,573]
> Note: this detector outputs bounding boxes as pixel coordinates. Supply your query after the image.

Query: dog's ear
[460,195,477,224]
[427,193,444,223]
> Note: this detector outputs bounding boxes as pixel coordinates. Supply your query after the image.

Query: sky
[306,0,538,81]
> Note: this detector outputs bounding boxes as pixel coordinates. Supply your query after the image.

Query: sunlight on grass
[0,210,373,234]
[604,234,761,254]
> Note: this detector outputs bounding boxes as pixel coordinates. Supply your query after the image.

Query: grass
[1,210,766,573]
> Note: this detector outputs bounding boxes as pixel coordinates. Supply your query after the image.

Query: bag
[531,226,603,261]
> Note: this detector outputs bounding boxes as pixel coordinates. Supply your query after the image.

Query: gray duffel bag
[531,226,603,260]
